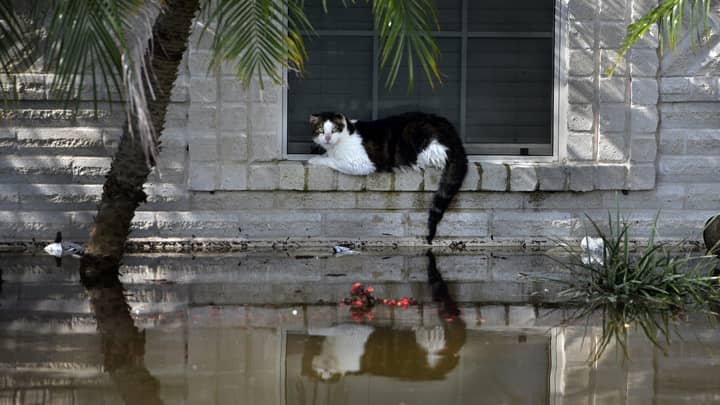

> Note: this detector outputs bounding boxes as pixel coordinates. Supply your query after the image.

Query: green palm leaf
[0,0,42,101]
[612,0,712,76]
[40,0,164,162]
[372,0,440,90]
[203,0,311,87]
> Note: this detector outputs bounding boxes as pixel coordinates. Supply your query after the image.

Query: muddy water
[0,250,718,404]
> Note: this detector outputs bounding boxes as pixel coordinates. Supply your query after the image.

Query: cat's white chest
[311,133,376,176]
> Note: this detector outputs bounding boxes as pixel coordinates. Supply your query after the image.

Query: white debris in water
[333,246,356,256]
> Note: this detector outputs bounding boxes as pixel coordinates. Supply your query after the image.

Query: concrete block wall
[1,0,720,246]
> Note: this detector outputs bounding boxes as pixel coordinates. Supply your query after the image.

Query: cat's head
[309,112,354,148]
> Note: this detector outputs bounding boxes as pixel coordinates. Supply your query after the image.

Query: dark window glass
[287,0,555,156]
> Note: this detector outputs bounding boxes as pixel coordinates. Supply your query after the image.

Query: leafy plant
[547,210,720,361]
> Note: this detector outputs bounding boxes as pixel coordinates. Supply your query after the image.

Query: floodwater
[0,249,719,404]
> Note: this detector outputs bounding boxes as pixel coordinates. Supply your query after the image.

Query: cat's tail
[427,141,468,244]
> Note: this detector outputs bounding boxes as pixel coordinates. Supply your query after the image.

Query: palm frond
[611,0,712,76]
[0,0,42,102]
[42,0,164,164]
[372,0,440,90]
[203,0,311,87]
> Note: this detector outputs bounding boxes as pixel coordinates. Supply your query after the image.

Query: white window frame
[282,0,568,164]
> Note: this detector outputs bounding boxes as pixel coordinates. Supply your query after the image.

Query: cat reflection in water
[301,251,466,381]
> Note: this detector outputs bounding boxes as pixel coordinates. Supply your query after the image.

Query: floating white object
[44,232,85,264]
[333,246,355,256]
[580,236,605,265]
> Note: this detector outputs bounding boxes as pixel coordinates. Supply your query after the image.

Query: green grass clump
[551,210,720,361]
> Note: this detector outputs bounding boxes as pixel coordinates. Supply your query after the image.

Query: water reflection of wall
[1,254,720,403]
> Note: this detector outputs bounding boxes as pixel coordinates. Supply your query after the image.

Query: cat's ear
[309,114,321,125]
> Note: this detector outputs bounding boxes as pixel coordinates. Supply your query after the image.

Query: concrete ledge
[195,161,653,192]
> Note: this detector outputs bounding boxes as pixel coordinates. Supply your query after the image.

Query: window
[286,0,557,157]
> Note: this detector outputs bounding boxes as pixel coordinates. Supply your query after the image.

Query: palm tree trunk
[84,0,200,260]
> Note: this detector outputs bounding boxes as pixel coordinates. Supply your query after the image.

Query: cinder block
[630,135,657,162]
[569,78,594,104]
[277,161,305,191]
[631,79,659,105]
[221,78,247,102]
[631,105,658,132]
[536,166,567,191]
[276,192,355,209]
[188,161,218,191]
[394,169,423,191]
[220,163,248,190]
[569,165,595,192]
[366,172,392,191]
[189,135,219,161]
[599,104,626,132]
[249,104,281,132]
[71,157,112,182]
[219,132,248,161]
[0,210,73,240]
[568,104,594,131]
[626,164,655,189]
[407,211,489,238]
[337,172,365,191]
[0,184,19,208]
[18,184,102,209]
[686,184,720,209]
[220,105,247,131]
[658,156,720,181]
[188,105,217,130]
[658,129,686,155]
[16,128,105,152]
[249,131,280,161]
[569,0,597,20]
[594,165,627,190]
[661,103,720,130]
[307,165,335,191]
[189,77,217,103]
[569,20,595,49]
[599,22,625,49]
[569,49,595,76]
[323,212,405,238]
[602,184,684,209]
[598,132,628,161]
[629,49,658,77]
[189,50,212,76]
[600,77,626,102]
[248,163,278,190]
[493,211,575,238]
[567,132,594,161]
[686,130,720,155]
[510,165,537,192]
[480,162,508,191]
[599,0,626,20]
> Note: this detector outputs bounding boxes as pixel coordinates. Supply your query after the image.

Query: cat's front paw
[308,156,327,166]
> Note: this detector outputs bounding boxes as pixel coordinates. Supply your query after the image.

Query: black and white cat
[308,112,468,243]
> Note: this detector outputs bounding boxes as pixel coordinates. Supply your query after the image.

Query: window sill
[191,161,655,192]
